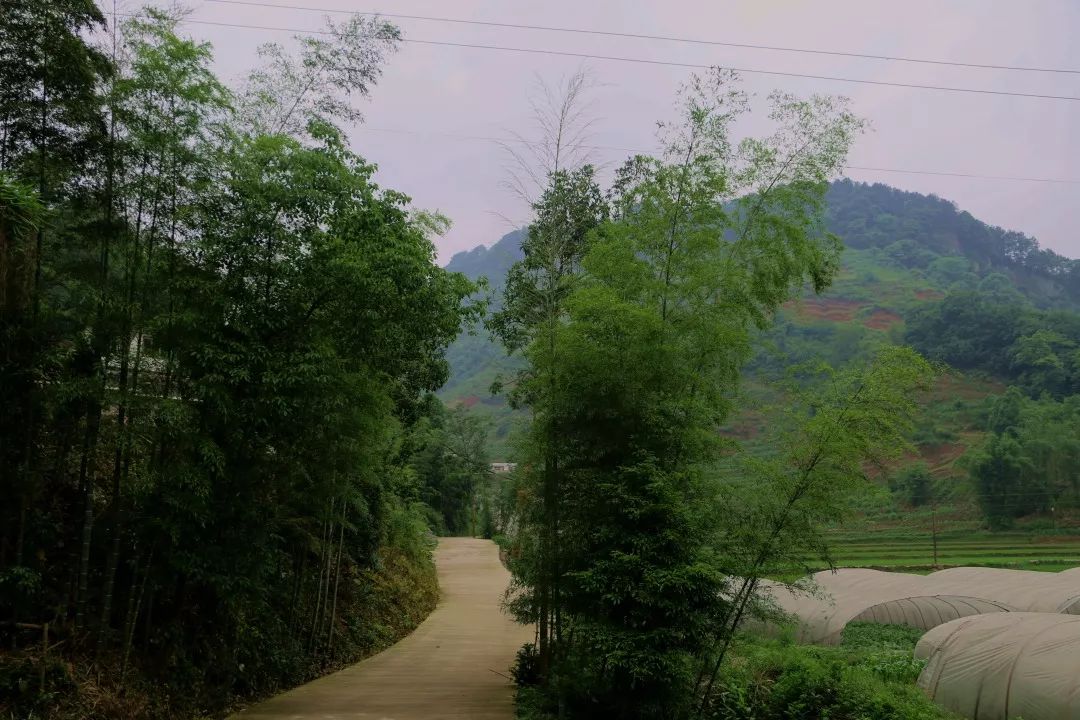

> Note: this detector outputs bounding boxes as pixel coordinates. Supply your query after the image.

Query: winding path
[232,538,532,720]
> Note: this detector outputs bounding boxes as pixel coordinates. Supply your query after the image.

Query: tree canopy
[0,8,481,716]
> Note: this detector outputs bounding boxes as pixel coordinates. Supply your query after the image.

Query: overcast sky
[158,0,1079,262]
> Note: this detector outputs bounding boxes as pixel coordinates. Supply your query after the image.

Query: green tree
[699,347,934,711]
[0,0,111,605]
[905,289,1030,375]
[490,165,608,667]
[0,10,483,716]
[0,175,44,583]
[968,433,1035,529]
[504,69,865,719]
[968,391,1080,528]
[892,462,934,507]
[238,14,400,139]
[488,69,610,671]
[987,386,1024,436]
[407,397,491,535]
[1010,329,1077,397]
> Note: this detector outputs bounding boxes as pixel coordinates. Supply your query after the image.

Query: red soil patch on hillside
[456,396,480,408]
[882,433,978,480]
[863,309,902,331]
[919,441,968,474]
[925,373,1005,403]
[785,297,864,322]
[915,289,944,301]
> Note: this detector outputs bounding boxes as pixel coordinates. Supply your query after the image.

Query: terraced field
[819,531,1080,573]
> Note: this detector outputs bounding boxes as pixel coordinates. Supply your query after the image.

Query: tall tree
[0,10,482,716]
[491,166,607,664]
[503,69,865,718]
[490,68,607,671]
[0,175,44,580]
[699,347,935,711]
[0,0,110,620]
[238,15,400,140]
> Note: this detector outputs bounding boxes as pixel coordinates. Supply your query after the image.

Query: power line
[202,0,1080,77]
[357,127,1080,185]
[99,9,1080,184]
[405,38,1080,103]
[114,14,1080,103]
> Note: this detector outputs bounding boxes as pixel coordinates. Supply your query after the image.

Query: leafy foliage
[518,626,945,720]
[700,631,943,720]
[891,463,934,507]
[827,180,1080,305]
[405,396,492,535]
[964,390,1080,527]
[0,8,478,717]
[238,14,400,138]
[498,70,887,720]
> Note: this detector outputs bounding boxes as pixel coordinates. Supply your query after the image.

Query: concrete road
[232,538,532,719]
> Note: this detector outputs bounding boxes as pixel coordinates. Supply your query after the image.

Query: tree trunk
[99,136,165,649]
[327,502,346,652]
[122,549,152,677]
[74,404,102,628]
[96,533,121,651]
[291,552,307,631]
[14,497,27,567]
[319,500,337,649]
[119,551,141,665]
[309,510,330,652]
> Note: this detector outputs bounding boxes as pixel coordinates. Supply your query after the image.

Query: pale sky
[140,0,1080,262]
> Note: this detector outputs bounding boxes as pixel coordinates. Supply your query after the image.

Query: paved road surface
[232,538,532,720]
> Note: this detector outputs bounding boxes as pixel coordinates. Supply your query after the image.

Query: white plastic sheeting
[760,566,1080,644]
[916,613,1080,720]
[925,567,1080,615]
[760,569,1012,644]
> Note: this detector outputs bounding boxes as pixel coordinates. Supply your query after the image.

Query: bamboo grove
[0,1,481,713]
[493,71,937,718]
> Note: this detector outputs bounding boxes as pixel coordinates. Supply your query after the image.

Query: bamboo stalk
[40,622,48,694]
[328,501,346,651]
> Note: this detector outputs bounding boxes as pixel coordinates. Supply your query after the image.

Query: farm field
[818,530,1080,573]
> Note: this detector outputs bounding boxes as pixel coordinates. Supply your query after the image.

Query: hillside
[442,229,527,453]
[441,181,1080,497]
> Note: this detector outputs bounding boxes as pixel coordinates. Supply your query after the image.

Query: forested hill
[825,181,1079,307]
[441,180,1080,455]
[447,181,1079,305]
[445,227,525,284]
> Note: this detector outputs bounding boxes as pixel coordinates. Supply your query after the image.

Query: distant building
[490,462,517,474]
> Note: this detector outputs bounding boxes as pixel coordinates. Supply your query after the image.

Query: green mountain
[441,228,527,453]
[440,181,1080,464]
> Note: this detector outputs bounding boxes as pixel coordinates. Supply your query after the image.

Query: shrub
[703,631,944,720]
[890,463,934,507]
[840,622,924,653]
[511,643,542,688]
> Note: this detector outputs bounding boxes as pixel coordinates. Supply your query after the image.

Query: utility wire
[202,0,1080,76]
[405,38,1080,102]
[105,9,1080,183]
[112,13,1080,103]
[357,127,1080,185]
